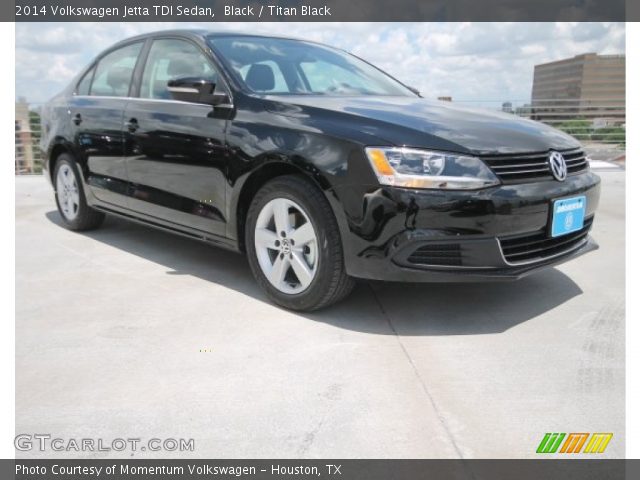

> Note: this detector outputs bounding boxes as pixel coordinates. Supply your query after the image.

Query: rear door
[123,37,230,238]
[69,41,143,207]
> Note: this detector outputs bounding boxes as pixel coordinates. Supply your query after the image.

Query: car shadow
[45,211,584,337]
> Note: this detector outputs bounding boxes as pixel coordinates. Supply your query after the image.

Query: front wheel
[245,175,354,311]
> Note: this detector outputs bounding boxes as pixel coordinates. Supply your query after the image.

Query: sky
[16,22,625,106]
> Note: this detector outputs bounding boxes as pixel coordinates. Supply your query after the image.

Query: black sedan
[40,30,600,311]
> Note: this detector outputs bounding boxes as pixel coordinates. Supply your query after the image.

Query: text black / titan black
[41,30,601,311]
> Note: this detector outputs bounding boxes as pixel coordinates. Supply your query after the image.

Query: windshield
[208,35,416,97]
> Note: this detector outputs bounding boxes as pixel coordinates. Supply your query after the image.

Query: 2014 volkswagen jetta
[41,30,601,311]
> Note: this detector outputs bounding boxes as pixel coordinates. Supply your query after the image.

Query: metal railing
[14,98,626,175]
[16,101,45,175]
[457,98,626,146]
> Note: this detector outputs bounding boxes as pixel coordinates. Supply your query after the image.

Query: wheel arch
[231,159,344,253]
[47,139,77,185]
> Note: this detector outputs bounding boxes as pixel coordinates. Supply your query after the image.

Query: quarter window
[76,67,94,96]
[140,39,218,100]
[90,42,143,97]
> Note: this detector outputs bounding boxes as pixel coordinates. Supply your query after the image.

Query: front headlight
[365,147,499,190]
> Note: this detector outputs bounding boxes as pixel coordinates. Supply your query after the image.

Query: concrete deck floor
[15,171,625,458]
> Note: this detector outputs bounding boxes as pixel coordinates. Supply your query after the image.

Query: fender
[227,155,337,246]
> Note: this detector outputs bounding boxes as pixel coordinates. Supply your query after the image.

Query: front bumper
[333,171,601,282]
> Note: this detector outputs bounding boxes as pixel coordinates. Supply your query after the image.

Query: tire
[53,153,105,231]
[245,175,355,311]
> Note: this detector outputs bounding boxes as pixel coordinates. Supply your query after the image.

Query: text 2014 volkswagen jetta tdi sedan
[41,30,600,311]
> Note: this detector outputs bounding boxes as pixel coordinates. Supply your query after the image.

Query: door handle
[72,113,82,126]
[125,118,138,133]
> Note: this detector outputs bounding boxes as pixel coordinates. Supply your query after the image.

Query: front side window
[208,35,415,96]
[140,39,218,100]
[90,42,142,97]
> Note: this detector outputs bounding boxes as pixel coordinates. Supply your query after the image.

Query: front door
[123,38,230,238]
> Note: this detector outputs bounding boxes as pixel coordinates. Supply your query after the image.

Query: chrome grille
[482,148,588,183]
[499,216,594,264]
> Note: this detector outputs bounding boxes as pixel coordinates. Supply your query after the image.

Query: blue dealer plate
[551,196,586,238]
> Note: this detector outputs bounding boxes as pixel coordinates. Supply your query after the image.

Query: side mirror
[167,77,230,106]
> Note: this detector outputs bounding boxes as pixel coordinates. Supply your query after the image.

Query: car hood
[264,95,581,155]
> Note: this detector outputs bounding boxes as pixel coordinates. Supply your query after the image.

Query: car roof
[111,29,307,47]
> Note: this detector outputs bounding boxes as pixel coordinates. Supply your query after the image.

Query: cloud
[15,22,625,106]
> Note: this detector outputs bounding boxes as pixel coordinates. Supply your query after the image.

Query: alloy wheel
[56,164,80,221]
[254,198,319,294]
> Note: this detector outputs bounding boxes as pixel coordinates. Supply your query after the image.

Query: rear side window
[140,39,218,100]
[76,67,94,96]
[90,42,143,97]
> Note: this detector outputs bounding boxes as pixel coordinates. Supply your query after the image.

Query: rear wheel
[245,175,354,311]
[54,154,105,231]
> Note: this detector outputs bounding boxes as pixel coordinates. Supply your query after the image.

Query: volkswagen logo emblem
[548,151,567,181]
